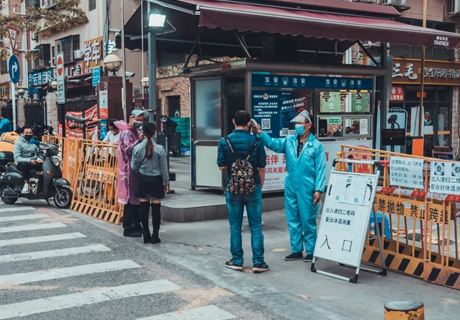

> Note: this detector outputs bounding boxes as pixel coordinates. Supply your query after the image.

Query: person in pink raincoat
[115,109,149,237]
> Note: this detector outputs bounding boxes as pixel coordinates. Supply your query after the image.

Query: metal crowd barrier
[338,145,460,290]
[43,136,123,224]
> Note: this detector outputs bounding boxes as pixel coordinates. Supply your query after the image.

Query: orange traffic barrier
[340,145,460,290]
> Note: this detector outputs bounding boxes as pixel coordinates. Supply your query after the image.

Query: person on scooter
[115,110,148,237]
[13,126,40,194]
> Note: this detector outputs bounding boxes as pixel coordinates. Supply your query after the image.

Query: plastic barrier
[339,145,460,290]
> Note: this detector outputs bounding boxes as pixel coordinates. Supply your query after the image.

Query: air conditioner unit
[73,50,84,60]
[50,57,56,67]
[449,0,460,14]
[383,0,407,6]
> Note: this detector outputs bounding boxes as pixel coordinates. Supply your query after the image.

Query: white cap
[290,110,311,123]
[131,109,149,118]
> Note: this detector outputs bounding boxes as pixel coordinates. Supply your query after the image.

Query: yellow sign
[374,194,453,224]
[83,37,103,73]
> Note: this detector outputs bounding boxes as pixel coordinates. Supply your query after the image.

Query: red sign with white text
[391,86,405,101]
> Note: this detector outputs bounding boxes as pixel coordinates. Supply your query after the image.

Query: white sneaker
[21,183,30,194]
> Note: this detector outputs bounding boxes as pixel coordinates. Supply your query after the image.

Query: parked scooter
[0,142,73,208]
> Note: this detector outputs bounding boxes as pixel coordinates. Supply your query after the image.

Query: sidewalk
[156,209,460,320]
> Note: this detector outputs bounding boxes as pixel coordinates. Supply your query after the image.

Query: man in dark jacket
[217,110,268,273]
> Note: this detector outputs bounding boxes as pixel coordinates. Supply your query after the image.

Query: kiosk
[183,59,385,191]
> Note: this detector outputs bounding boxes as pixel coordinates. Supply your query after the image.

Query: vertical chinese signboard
[84,37,102,74]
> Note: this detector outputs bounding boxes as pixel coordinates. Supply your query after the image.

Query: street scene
[2,0,460,319]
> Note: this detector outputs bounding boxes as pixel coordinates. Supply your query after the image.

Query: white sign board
[389,157,424,189]
[315,171,378,267]
[430,161,460,195]
[262,149,287,191]
[56,52,65,104]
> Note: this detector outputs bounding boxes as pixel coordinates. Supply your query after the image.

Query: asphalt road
[0,200,281,320]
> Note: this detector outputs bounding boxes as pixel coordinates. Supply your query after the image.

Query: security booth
[120,0,460,192]
[182,60,383,191]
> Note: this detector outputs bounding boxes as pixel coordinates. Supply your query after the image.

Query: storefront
[390,58,460,156]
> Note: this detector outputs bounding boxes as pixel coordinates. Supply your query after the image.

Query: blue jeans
[226,185,264,265]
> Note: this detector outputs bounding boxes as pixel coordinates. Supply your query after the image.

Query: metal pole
[419,0,427,140]
[121,0,128,122]
[141,0,145,107]
[379,43,388,150]
[148,2,157,122]
[12,82,16,130]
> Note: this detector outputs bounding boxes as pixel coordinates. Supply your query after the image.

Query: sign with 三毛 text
[315,171,378,267]
[389,157,424,189]
[430,161,460,195]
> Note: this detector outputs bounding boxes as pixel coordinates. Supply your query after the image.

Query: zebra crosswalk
[0,202,238,320]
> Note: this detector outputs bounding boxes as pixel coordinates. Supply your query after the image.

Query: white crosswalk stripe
[0,232,86,247]
[0,207,35,214]
[0,222,66,234]
[0,213,49,222]
[0,244,110,264]
[137,306,235,320]
[0,260,141,285]
[0,280,182,319]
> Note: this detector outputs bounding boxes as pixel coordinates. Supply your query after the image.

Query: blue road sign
[8,55,20,84]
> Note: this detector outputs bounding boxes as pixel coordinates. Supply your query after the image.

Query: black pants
[140,202,161,240]
[122,202,141,231]
[16,162,43,181]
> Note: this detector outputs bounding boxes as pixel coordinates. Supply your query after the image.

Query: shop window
[343,116,372,138]
[55,35,79,63]
[438,88,452,102]
[317,116,343,138]
[405,87,436,101]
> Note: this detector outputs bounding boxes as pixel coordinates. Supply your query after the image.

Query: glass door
[191,78,223,189]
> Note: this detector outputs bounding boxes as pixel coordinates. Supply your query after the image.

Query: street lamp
[17,88,25,97]
[147,8,166,122]
[103,54,122,76]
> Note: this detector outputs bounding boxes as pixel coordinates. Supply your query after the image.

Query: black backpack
[225,136,258,195]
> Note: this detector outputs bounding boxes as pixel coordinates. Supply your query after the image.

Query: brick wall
[401,0,447,22]
[157,77,191,118]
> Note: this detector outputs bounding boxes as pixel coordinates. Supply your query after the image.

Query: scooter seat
[6,164,22,175]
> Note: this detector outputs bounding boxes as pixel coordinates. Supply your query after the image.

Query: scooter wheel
[0,185,18,205]
[54,187,73,209]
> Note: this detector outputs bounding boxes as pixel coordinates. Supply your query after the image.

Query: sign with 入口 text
[389,157,424,189]
[374,194,453,224]
[430,161,460,195]
[392,58,460,86]
[315,172,378,268]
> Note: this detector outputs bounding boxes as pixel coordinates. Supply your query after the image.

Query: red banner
[58,104,99,140]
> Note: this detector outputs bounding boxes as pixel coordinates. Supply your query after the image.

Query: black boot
[123,203,141,237]
[152,203,162,244]
[140,202,152,244]
[132,204,143,234]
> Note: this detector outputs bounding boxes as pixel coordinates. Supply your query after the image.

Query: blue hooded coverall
[260,132,326,254]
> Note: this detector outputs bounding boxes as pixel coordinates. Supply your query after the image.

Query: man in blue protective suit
[256,110,326,262]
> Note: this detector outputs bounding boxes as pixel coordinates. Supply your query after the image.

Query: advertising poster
[315,171,378,267]
[320,91,342,113]
[58,104,99,140]
[351,92,370,113]
[252,90,306,138]
[262,149,287,191]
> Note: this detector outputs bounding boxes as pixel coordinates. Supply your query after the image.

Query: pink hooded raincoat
[115,120,141,205]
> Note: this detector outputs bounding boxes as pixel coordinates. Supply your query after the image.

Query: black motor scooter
[0,143,73,208]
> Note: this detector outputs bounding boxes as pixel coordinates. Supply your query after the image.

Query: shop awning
[179,0,460,48]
